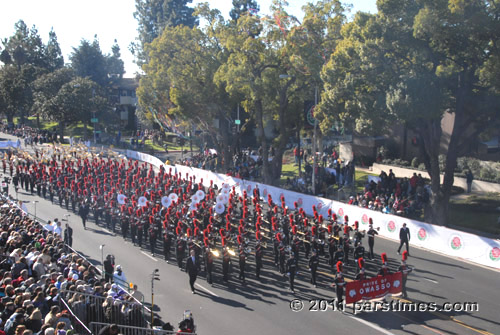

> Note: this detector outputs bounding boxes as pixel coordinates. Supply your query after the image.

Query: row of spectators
[349,170,430,218]
[0,125,58,146]
[0,198,147,335]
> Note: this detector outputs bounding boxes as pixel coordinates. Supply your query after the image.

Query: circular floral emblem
[387,221,396,233]
[490,247,500,261]
[449,235,463,251]
[418,228,427,241]
[362,214,369,225]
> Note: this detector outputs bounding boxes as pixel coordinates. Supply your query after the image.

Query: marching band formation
[2,144,411,303]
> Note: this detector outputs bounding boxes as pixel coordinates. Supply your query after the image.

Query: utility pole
[100,244,105,278]
[33,200,39,221]
[151,269,160,327]
[312,86,318,195]
[92,89,97,144]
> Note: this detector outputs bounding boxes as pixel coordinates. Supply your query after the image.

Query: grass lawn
[449,193,500,235]
[355,170,378,193]
[142,139,200,152]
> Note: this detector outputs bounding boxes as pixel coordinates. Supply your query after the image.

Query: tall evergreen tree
[132,0,198,64]
[70,37,108,87]
[229,0,260,21]
[45,28,64,71]
[107,40,125,79]
[1,20,47,68]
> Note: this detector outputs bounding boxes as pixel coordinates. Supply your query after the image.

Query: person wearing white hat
[113,265,127,287]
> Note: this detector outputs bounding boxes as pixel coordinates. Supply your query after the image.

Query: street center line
[141,251,158,262]
[423,278,439,284]
[195,283,219,297]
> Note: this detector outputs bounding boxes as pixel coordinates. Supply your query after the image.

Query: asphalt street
[2,135,500,335]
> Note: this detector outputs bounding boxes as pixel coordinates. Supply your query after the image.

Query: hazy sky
[0,0,377,77]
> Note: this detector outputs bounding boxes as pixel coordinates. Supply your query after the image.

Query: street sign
[235,119,241,125]
[91,118,98,123]
[95,131,102,134]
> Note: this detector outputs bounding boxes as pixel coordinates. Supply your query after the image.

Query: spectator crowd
[348,170,430,219]
[0,198,147,335]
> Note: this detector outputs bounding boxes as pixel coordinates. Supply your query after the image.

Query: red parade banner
[345,272,403,304]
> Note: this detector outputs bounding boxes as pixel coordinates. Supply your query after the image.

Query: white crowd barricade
[125,150,500,269]
[0,140,20,148]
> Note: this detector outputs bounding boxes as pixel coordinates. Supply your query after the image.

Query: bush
[480,167,496,180]
[468,158,481,174]
[456,157,468,173]
[496,171,500,184]
[411,157,419,168]
[418,163,426,171]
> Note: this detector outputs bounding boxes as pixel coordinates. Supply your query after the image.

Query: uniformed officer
[176,236,186,270]
[286,253,297,293]
[222,246,231,282]
[279,243,286,274]
[398,251,412,298]
[204,246,214,285]
[255,240,263,279]
[355,258,366,280]
[332,261,345,310]
[328,235,337,266]
[149,224,158,256]
[378,253,391,276]
[333,243,344,271]
[353,240,365,261]
[137,221,144,247]
[121,215,129,240]
[367,222,378,260]
[130,220,137,245]
[238,245,246,283]
[308,249,319,287]
[163,232,172,262]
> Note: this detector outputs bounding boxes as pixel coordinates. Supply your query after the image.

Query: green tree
[1,20,47,69]
[107,40,125,79]
[0,64,37,124]
[139,4,236,169]
[70,37,108,87]
[33,68,75,137]
[229,0,260,21]
[45,28,64,71]
[320,0,500,225]
[132,0,198,64]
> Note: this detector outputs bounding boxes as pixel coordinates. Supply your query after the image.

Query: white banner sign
[126,150,500,269]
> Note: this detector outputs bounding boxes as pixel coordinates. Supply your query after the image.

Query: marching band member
[332,261,345,310]
[309,249,319,287]
[398,251,412,298]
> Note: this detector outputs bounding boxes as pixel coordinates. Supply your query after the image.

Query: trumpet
[211,249,220,257]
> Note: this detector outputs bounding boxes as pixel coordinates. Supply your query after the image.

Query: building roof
[111,77,139,90]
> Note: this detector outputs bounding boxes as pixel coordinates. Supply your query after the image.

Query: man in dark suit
[397,223,410,256]
[185,250,200,294]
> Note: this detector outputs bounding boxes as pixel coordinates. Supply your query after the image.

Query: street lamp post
[312,86,318,195]
[33,200,39,221]
[151,269,160,327]
[100,244,105,278]
[92,89,97,144]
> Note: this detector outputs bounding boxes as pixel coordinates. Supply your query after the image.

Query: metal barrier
[89,322,197,335]
[60,296,93,335]
[59,290,148,328]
